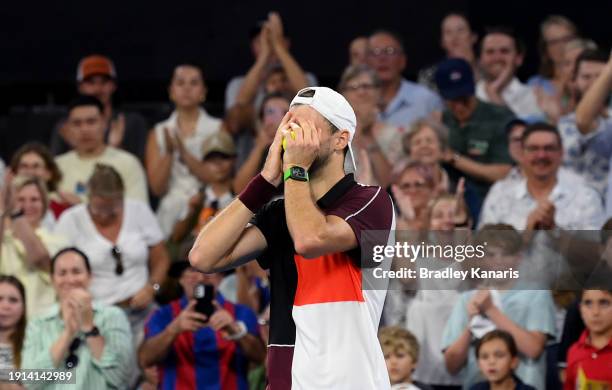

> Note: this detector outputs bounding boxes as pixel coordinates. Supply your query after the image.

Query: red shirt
[564,330,612,390]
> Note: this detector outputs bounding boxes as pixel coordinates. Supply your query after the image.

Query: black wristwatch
[283,166,309,182]
[83,326,100,338]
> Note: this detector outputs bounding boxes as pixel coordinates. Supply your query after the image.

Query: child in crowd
[379,326,432,390]
[470,330,535,390]
[441,225,556,389]
[564,290,612,389]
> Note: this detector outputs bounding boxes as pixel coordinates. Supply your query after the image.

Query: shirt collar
[316,174,357,210]
[383,79,412,116]
[514,174,565,201]
[578,329,612,350]
[503,77,524,95]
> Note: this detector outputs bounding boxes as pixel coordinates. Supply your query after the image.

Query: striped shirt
[144,294,258,390]
[22,303,133,389]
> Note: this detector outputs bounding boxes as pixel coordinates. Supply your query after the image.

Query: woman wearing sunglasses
[22,247,132,389]
[55,165,170,347]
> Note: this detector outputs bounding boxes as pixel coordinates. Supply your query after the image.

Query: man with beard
[479,122,604,230]
[189,87,395,389]
[476,27,544,120]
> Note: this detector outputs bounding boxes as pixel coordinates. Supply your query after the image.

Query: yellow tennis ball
[282,130,296,150]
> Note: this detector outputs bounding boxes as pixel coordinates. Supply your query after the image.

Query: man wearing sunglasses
[190,87,395,389]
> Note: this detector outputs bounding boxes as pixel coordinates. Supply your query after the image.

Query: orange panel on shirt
[293,252,364,306]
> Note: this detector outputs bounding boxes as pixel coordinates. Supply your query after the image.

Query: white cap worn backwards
[290,87,358,172]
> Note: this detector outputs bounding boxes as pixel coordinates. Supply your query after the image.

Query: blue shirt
[527,75,555,96]
[441,290,556,389]
[144,294,259,390]
[379,79,443,127]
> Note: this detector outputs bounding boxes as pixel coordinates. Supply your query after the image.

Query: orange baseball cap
[76,55,116,82]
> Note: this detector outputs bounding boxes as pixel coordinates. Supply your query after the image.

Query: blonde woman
[0,175,67,317]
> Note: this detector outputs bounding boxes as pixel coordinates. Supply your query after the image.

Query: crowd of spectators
[0,9,611,390]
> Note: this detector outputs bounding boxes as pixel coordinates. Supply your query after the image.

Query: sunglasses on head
[111,246,124,275]
[65,337,81,369]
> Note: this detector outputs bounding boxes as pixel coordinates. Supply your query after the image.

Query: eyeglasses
[111,246,124,275]
[367,46,403,58]
[65,338,81,369]
[523,145,560,154]
[344,83,378,92]
[398,181,427,191]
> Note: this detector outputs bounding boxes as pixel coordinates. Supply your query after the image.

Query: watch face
[291,166,307,180]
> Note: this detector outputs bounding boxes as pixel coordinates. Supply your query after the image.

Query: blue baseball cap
[434,58,475,100]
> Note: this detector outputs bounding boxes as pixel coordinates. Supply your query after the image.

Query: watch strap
[83,326,100,338]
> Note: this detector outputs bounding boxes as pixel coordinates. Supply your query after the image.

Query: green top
[21,303,133,390]
[443,99,515,196]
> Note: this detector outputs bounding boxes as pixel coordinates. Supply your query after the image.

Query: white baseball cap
[290,87,357,172]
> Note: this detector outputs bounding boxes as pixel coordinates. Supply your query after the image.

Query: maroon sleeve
[327,186,394,247]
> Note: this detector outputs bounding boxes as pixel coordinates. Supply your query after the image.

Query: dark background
[1,0,610,159]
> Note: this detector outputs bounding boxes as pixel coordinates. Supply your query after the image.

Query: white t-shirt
[476,78,543,120]
[153,109,221,237]
[55,146,148,204]
[54,199,163,304]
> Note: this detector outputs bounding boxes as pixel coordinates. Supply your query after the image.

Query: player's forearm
[284,180,328,256]
[189,200,254,272]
